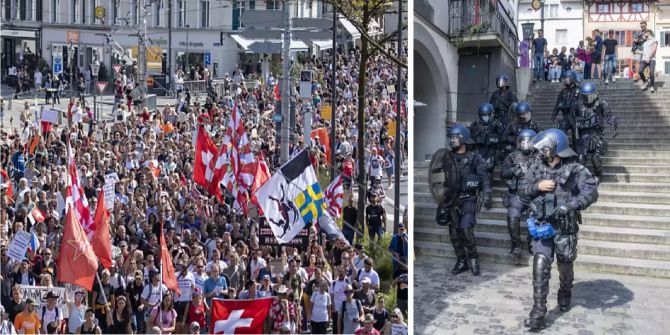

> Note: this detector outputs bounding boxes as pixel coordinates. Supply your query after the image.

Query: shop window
[201,0,209,28]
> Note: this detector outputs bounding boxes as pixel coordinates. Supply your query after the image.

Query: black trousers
[639,60,656,87]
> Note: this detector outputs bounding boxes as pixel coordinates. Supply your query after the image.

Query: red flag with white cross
[211,298,273,334]
[194,126,221,198]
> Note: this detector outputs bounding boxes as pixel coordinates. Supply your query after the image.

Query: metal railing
[448,0,519,56]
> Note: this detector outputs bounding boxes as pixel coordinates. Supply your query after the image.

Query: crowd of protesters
[0,42,408,334]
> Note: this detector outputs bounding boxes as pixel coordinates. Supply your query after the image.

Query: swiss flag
[273,83,280,101]
[0,169,13,202]
[194,127,220,191]
[211,298,273,334]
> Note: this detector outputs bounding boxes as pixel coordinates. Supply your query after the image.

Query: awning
[312,40,333,50]
[339,18,361,40]
[231,34,310,53]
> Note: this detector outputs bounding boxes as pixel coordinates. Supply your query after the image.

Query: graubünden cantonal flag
[211,298,273,334]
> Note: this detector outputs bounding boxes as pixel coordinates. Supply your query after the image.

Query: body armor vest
[576,103,600,130]
[452,151,481,194]
[528,162,577,222]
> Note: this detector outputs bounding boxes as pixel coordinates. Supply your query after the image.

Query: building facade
[1,0,43,77]
[414,0,519,161]
[654,1,670,75]
[517,0,584,51]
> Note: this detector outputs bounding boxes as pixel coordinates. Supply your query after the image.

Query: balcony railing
[448,0,519,57]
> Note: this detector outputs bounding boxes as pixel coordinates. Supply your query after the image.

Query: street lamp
[90,56,101,122]
[185,24,190,79]
[67,43,75,98]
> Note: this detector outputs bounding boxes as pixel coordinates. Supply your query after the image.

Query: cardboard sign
[113,64,122,74]
[8,231,31,262]
[258,218,310,250]
[321,104,332,120]
[96,81,109,94]
[20,286,68,315]
[104,173,119,210]
[388,120,397,138]
[41,109,59,124]
[392,324,408,335]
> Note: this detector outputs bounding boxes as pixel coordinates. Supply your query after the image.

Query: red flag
[57,208,99,291]
[66,138,95,239]
[0,169,13,202]
[91,189,113,269]
[28,207,46,223]
[160,221,180,296]
[325,175,344,218]
[194,126,220,193]
[311,127,331,165]
[211,298,273,334]
[273,83,280,101]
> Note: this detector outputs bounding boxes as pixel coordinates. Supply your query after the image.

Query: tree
[325,0,407,236]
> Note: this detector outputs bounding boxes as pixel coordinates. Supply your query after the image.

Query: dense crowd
[0,44,408,335]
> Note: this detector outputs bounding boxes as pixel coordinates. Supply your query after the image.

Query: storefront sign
[178,41,204,48]
[204,52,211,65]
[66,31,79,44]
[95,6,105,19]
[0,30,37,38]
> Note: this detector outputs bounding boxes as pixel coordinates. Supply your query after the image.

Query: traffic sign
[272,114,282,122]
[204,52,211,65]
[96,81,108,94]
[53,63,62,74]
[113,64,122,74]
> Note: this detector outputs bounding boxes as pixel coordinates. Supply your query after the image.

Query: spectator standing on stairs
[639,29,658,93]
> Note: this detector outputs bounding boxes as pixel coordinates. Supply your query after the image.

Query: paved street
[414,256,670,335]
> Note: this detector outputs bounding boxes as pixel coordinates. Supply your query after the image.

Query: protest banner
[7,230,31,262]
[20,285,68,315]
[41,109,59,124]
[258,218,310,250]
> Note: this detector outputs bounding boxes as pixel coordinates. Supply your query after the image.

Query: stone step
[414,241,670,278]
[602,157,670,165]
[607,150,670,158]
[600,172,670,183]
[414,227,670,261]
[601,165,670,174]
[413,211,670,245]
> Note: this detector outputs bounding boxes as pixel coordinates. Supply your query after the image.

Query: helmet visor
[563,76,573,86]
[518,112,531,123]
[449,135,463,149]
[496,78,508,88]
[518,136,534,152]
[582,93,597,104]
[480,114,491,123]
[533,135,557,153]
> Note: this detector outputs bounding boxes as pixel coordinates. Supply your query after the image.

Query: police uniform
[552,85,580,139]
[489,88,518,128]
[470,113,505,174]
[572,90,617,179]
[519,129,599,329]
[500,138,537,255]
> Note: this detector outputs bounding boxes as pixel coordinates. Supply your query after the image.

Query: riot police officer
[551,70,581,148]
[441,125,493,276]
[500,129,537,256]
[572,82,618,181]
[504,102,542,156]
[469,103,505,177]
[520,129,599,330]
[489,74,518,128]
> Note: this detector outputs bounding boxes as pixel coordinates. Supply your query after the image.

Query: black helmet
[447,124,475,149]
[517,129,537,154]
[515,101,532,123]
[532,128,577,163]
[496,74,510,89]
[579,82,598,105]
[562,70,577,87]
[477,103,495,124]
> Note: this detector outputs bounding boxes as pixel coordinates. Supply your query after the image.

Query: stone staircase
[414,78,670,278]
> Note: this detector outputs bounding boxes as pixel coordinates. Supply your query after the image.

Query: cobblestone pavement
[414,256,670,335]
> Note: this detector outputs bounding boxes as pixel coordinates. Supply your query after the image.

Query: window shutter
[625,30,632,47]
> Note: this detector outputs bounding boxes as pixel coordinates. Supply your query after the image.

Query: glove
[556,205,570,218]
[483,193,492,210]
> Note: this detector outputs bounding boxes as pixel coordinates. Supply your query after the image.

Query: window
[112,0,118,25]
[267,0,280,10]
[51,0,57,22]
[614,30,626,46]
[631,3,644,13]
[660,31,670,47]
[665,61,670,75]
[36,0,42,21]
[556,29,567,45]
[179,0,186,27]
[155,2,161,26]
[132,0,137,25]
[82,0,86,23]
[201,0,209,28]
[249,0,255,10]
[90,0,96,24]
[72,0,77,23]
[19,0,25,20]
[544,4,558,18]
[597,4,610,13]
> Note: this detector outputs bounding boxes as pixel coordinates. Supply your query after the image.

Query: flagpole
[95,271,109,307]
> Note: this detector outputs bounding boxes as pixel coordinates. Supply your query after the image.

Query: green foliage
[363,234,393,292]
[378,285,398,314]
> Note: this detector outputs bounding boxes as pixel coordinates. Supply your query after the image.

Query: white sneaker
[651,87,655,93]
[605,79,609,84]
[641,83,648,91]
[612,77,616,82]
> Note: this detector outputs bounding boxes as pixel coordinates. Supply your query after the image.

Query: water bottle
[527,216,537,239]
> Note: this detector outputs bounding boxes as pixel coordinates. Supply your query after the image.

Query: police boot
[557,262,575,312]
[527,234,534,254]
[524,254,551,330]
[463,228,480,276]
[592,156,603,184]
[450,227,469,275]
[507,217,522,256]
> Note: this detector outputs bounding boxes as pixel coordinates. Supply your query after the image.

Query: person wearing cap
[140,269,168,326]
[66,289,87,334]
[338,284,363,334]
[13,297,40,334]
[354,277,376,314]
[38,291,62,334]
[388,223,408,277]
[258,274,274,298]
[354,314,380,335]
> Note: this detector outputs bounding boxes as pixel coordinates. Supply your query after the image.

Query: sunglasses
[345,290,353,294]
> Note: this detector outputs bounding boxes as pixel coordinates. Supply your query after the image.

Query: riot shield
[428,148,460,206]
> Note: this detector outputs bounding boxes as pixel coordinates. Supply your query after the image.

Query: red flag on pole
[273,83,281,101]
[56,208,99,291]
[91,189,113,269]
[310,127,331,165]
[0,169,13,203]
[211,298,274,334]
[160,221,180,296]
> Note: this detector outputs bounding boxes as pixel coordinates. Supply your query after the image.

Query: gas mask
[480,114,492,124]
[518,136,534,154]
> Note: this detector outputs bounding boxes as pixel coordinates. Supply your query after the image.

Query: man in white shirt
[191,259,209,293]
[249,250,267,281]
[34,71,42,89]
[206,248,228,274]
[39,291,63,334]
[356,258,380,291]
[639,29,659,93]
[140,270,168,319]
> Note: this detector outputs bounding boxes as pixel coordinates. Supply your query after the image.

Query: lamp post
[67,43,75,98]
[185,24,190,79]
[90,56,101,122]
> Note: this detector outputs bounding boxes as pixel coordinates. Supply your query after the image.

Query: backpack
[341,299,362,319]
